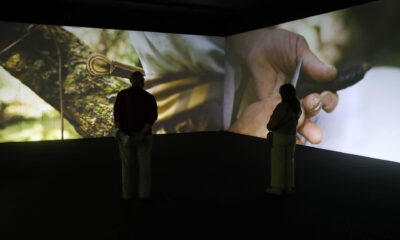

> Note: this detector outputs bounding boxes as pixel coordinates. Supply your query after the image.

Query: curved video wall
[1,1,399,162]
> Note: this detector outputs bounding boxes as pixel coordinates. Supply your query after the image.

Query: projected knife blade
[291,57,372,98]
[86,54,144,78]
[291,57,303,87]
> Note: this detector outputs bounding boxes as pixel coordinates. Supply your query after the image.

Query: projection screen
[225,0,400,162]
[0,24,225,142]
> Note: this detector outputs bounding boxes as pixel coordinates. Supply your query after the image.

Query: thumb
[301,49,337,82]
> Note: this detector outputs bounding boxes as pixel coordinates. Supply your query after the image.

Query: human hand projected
[228,28,339,144]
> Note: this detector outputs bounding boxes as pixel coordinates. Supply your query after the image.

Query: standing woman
[266,83,302,195]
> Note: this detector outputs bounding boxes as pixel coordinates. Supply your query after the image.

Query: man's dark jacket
[113,86,158,135]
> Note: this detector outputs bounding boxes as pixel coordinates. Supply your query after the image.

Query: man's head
[130,71,145,88]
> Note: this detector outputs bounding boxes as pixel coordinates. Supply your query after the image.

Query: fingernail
[311,97,321,112]
[322,94,332,106]
[313,102,322,112]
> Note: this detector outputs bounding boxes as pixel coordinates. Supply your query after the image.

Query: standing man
[114,71,158,204]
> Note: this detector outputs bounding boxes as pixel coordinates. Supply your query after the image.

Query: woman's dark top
[267,102,301,135]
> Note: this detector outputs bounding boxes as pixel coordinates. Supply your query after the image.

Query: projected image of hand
[228,28,338,144]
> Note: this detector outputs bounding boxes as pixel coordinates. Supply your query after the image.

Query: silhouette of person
[113,71,158,204]
[266,83,301,195]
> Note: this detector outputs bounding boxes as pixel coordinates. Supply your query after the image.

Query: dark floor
[1,131,400,239]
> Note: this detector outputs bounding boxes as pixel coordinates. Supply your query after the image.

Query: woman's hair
[279,83,301,115]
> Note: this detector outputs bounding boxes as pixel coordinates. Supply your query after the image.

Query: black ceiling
[1,0,377,36]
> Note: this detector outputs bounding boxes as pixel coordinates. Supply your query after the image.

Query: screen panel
[225,0,400,162]
[0,23,225,142]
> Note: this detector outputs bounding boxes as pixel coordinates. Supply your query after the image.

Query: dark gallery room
[1,0,400,239]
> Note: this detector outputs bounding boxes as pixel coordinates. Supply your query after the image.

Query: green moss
[5,53,21,69]
[32,59,45,71]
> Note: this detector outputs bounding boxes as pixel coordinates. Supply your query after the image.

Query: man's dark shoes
[137,197,153,206]
[120,198,135,206]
